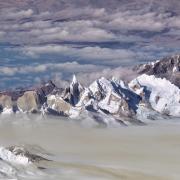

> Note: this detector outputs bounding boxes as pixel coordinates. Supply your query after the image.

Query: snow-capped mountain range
[0,55,179,126]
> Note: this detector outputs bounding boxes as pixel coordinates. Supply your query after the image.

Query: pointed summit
[72,74,78,85]
[61,74,84,106]
[70,74,83,92]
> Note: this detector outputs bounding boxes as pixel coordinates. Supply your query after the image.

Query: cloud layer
[0,0,180,89]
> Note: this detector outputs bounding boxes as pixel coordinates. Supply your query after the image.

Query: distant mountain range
[0,54,179,126]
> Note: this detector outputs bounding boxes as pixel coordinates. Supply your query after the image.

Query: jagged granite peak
[88,77,141,119]
[72,74,78,84]
[62,74,84,106]
[0,55,179,126]
[134,54,180,88]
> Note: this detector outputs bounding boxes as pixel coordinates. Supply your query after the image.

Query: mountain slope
[134,54,180,88]
[129,74,180,117]
[0,55,179,126]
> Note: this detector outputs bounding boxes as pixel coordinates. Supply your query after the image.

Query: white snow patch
[1,108,13,114]
[130,74,180,117]
[0,147,30,165]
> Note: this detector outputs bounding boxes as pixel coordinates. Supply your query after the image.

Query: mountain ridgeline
[0,55,179,126]
[134,55,180,88]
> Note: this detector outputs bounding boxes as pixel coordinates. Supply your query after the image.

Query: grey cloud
[0,0,180,90]
[50,7,106,20]
[2,61,141,89]
[0,67,17,76]
[21,45,70,57]
[106,12,167,32]
[1,4,179,46]
[0,31,6,38]
[165,29,180,36]
[168,16,180,29]
[37,22,116,42]
[48,66,139,88]
[0,8,33,20]
[0,2,180,48]
[76,66,138,86]
[20,45,138,63]
[75,46,137,61]
[0,62,105,76]
[0,21,51,31]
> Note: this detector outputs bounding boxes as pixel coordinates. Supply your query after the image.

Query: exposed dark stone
[99,108,110,114]
[36,81,56,105]
[92,114,107,126]
[7,146,50,163]
[134,55,180,88]
[111,81,142,112]
[61,76,84,106]
[46,107,68,117]
[0,80,56,113]
[41,81,56,96]
[0,105,3,113]
[85,105,97,113]
[38,166,46,170]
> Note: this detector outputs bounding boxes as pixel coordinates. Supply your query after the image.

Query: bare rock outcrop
[17,91,40,112]
[134,54,180,88]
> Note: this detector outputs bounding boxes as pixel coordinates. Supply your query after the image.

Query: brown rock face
[17,91,40,112]
[47,95,71,114]
[0,81,56,113]
[108,93,135,117]
[0,95,12,110]
[47,95,72,116]
[134,55,180,88]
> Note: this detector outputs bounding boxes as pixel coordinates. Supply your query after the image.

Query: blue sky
[0,0,180,89]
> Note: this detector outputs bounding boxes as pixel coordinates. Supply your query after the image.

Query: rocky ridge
[134,54,180,88]
[0,55,179,126]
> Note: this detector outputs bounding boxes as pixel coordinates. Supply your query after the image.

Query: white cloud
[0,4,179,51]
[0,0,180,83]
[105,11,167,32]
[1,9,33,19]
[22,45,69,57]
[0,62,105,76]
[38,25,116,42]
[49,66,139,87]
[76,66,138,86]
[0,67,18,76]
[2,62,141,89]
[8,19,116,43]
[80,46,136,59]
[21,45,137,63]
